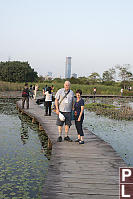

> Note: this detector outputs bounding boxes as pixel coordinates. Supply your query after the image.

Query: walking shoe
[75,139,80,142]
[57,136,62,142]
[79,140,84,144]
[64,136,73,142]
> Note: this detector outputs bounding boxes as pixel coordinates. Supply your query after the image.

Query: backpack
[22,89,28,97]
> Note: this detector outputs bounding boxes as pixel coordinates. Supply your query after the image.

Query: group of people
[22,81,85,144]
[29,84,39,99]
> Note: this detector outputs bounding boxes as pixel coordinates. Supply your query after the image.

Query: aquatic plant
[85,102,133,120]
[0,99,50,198]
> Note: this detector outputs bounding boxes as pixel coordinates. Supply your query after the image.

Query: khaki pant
[34,90,37,99]
[22,97,29,109]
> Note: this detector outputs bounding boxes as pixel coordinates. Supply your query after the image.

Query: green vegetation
[0,81,24,91]
[123,90,133,96]
[0,61,38,82]
[0,81,122,94]
[85,103,116,110]
[85,102,133,120]
[1,81,133,96]
[0,62,133,95]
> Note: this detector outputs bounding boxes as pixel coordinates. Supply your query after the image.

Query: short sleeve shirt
[74,98,84,120]
[55,88,74,112]
[45,91,52,101]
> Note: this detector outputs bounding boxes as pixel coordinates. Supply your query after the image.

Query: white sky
[0,0,133,78]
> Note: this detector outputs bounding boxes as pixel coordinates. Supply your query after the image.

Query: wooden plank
[16,99,127,199]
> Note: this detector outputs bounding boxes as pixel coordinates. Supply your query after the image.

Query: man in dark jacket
[22,83,30,109]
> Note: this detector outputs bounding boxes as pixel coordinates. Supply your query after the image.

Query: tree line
[39,65,133,89]
[0,61,133,89]
[0,61,38,82]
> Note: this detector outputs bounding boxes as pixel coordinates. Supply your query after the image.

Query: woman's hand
[77,117,81,121]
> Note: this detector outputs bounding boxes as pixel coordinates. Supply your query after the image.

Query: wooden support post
[16,104,18,110]
[21,110,24,115]
[39,123,44,131]
[32,117,36,123]
[48,138,52,150]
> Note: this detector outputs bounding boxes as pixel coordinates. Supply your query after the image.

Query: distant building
[65,57,72,78]
[47,72,52,77]
[72,73,77,78]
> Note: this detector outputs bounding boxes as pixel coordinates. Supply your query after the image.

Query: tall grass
[0,81,123,95]
[0,81,24,91]
[37,83,121,95]
[71,84,121,95]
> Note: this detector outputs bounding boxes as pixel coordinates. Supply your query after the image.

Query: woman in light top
[34,84,38,100]
[44,87,52,116]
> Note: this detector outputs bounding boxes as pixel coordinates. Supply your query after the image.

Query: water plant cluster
[0,99,50,199]
[85,100,133,121]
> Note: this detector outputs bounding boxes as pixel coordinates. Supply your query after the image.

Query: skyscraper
[65,57,72,78]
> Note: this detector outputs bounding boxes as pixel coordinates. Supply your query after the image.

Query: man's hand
[55,98,59,115]
[56,110,59,115]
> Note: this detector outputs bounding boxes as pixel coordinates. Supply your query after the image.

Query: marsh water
[84,97,133,166]
[1,97,133,199]
[0,99,49,199]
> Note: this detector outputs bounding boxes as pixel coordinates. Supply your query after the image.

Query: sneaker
[64,136,73,142]
[75,139,80,142]
[57,136,62,142]
[79,140,84,144]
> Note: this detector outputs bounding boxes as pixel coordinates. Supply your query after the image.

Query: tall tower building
[65,57,72,78]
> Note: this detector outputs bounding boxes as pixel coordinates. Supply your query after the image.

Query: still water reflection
[0,99,49,199]
[84,110,133,166]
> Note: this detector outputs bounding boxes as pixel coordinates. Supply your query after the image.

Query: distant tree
[52,78,64,83]
[69,77,79,84]
[116,65,133,89]
[38,75,45,82]
[102,68,116,82]
[88,72,101,83]
[78,76,90,84]
[109,67,116,79]
[0,61,38,82]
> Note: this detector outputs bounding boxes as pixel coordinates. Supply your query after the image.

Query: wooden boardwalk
[16,99,127,199]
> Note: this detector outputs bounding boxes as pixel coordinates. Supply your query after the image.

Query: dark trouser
[45,101,52,116]
[75,120,84,136]
[22,97,29,109]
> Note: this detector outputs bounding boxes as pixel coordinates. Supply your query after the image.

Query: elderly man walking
[55,81,74,142]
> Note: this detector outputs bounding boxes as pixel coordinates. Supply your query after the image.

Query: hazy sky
[0,0,133,78]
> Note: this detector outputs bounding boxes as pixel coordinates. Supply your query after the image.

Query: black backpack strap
[59,90,70,105]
